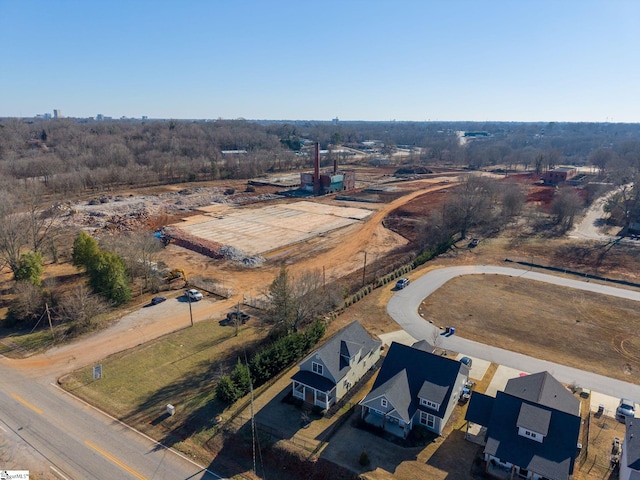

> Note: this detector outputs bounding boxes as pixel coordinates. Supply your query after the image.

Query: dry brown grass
[422,274,640,382]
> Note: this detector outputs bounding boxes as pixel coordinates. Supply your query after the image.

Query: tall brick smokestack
[314,142,320,195]
[333,157,338,175]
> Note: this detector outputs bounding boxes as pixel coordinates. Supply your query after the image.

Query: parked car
[220,310,250,326]
[460,356,473,368]
[396,278,410,289]
[151,296,166,305]
[185,289,204,301]
[616,398,635,422]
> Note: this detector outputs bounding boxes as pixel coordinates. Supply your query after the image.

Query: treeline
[216,320,326,405]
[2,118,640,198]
[0,119,301,195]
[4,229,163,335]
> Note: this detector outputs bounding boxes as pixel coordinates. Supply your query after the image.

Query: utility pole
[362,251,367,287]
[187,293,194,327]
[45,303,54,342]
[323,266,326,290]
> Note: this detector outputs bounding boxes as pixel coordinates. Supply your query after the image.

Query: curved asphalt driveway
[388,265,640,402]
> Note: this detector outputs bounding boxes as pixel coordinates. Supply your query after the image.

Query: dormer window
[312,362,323,375]
[518,427,543,443]
[420,398,440,410]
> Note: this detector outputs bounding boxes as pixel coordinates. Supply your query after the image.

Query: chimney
[333,156,338,175]
[314,142,320,194]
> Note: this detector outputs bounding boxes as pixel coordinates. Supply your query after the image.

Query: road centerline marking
[11,393,43,415]
[85,440,147,480]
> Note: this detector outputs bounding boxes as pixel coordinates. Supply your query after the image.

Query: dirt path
[4,180,454,380]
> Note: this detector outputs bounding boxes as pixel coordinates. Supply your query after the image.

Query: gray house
[465,371,581,480]
[290,320,382,410]
[620,416,640,480]
[359,341,469,438]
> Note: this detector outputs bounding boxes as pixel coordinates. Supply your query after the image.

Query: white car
[185,289,203,301]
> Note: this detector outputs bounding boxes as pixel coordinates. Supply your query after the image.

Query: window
[419,398,440,410]
[316,391,327,403]
[312,362,323,375]
[518,427,543,443]
[381,398,388,408]
[420,411,435,428]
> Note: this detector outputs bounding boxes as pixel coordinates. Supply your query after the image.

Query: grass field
[59,319,264,459]
[422,274,640,382]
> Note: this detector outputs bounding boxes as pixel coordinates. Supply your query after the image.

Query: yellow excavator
[162,269,188,286]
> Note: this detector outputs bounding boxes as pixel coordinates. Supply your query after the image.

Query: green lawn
[59,319,264,456]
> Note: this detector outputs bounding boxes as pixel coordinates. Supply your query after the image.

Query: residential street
[0,359,223,479]
[387,265,640,401]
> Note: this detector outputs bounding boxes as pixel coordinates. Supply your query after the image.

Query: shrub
[230,359,252,397]
[216,376,239,405]
[14,252,44,287]
[359,450,370,466]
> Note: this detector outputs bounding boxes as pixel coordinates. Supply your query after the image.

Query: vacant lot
[422,274,640,382]
[58,318,264,461]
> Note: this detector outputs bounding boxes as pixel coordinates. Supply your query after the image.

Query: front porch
[292,379,335,410]
[361,407,409,439]
[485,459,514,480]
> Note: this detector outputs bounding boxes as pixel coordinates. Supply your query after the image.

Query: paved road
[388,265,640,402]
[0,360,223,479]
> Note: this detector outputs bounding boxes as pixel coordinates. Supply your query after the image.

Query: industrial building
[300,143,355,195]
[542,166,577,185]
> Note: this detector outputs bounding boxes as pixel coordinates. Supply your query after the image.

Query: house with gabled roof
[465,371,581,480]
[358,341,469,438]
[290,320,382,410]
[620,415,640,480]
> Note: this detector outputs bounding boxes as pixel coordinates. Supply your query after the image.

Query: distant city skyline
[2,1,639,123]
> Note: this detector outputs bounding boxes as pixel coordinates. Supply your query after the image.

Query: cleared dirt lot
[421,274,640,382]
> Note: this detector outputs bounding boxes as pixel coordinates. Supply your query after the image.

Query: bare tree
[265,266,339,335]
[444,176,495,239]
[0,190,27,274]
[7,281,46,327]
[551,188,584,233]
[57,285,108,329]
[99,232,162,287]
[604,179,640,231]
[500,181,526,221]
[21,182,63,255]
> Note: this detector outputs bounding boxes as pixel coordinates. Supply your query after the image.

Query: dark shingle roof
[302,320,381,382]
[626,417,640,471]
[360,342,467,421]
[505,371,579,416]
[465,392,496,426]
[291,370,336,393]
[485,391,581,480]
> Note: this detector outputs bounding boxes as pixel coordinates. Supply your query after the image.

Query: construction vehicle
[161,269,188,286]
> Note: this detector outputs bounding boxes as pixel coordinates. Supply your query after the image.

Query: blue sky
[1,1,639,122]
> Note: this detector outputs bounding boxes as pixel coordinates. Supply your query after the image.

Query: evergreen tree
[72,231,100,270]
[230,359,252,397]
[89,251,132,305]
[216,376,239,405]
[14,251,44,286]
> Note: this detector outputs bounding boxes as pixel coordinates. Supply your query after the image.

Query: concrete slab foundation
[170,201,373,256]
